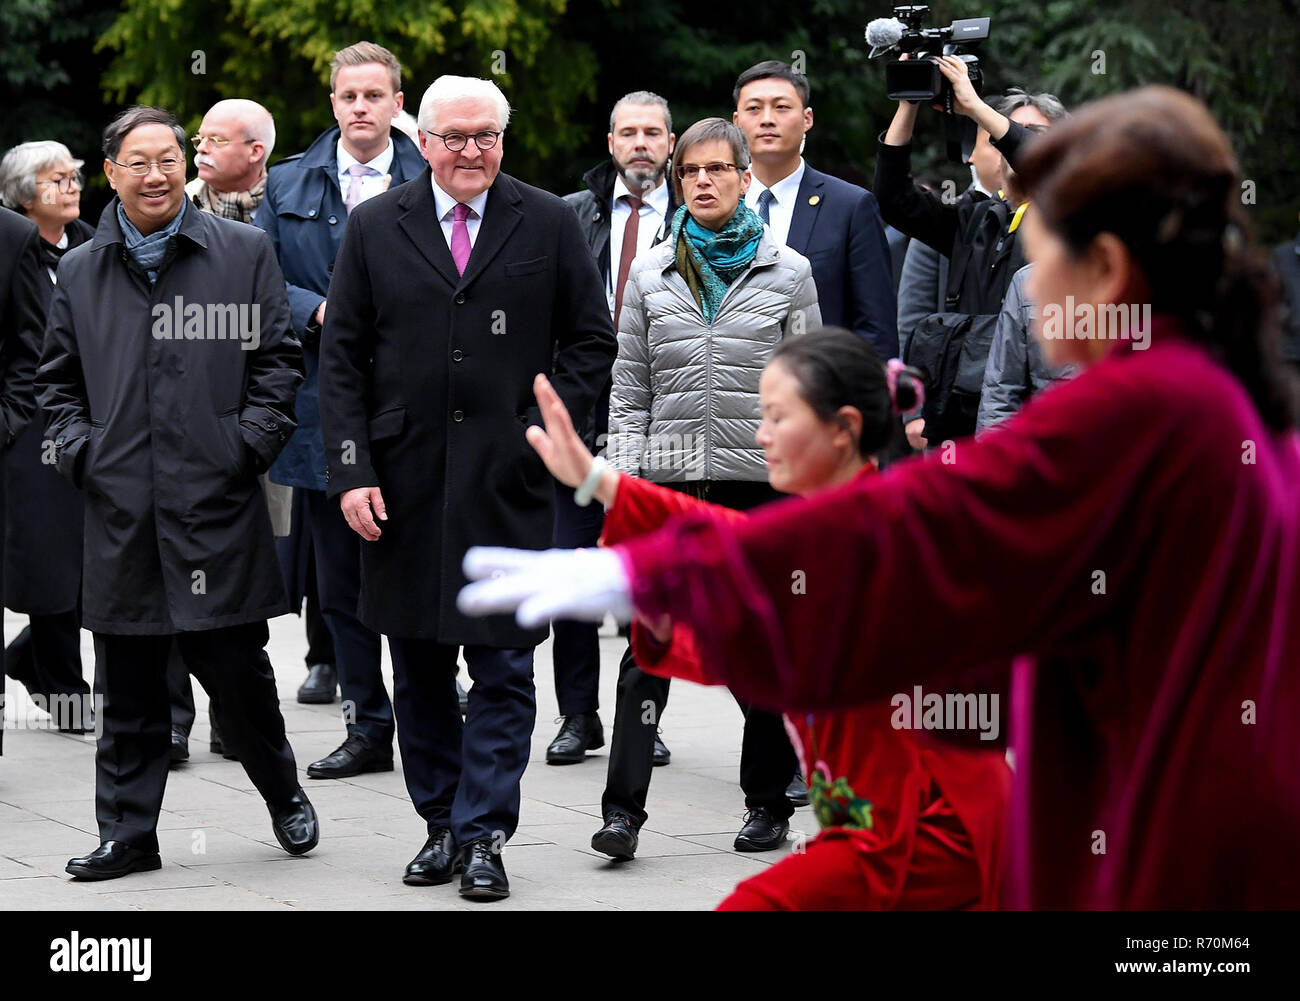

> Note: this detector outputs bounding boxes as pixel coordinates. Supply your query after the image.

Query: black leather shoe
[545,712,604,765]
[269,788,319,856]
[457,679,469,717]
[734,807,789,852]
[66,841,162,881]
[403,827,461,886]
[169,726,189,766]
[306,732,393,779]
[459,839,509,900]
[296,662,338,704]
[591,812,639,860]
[785,772,810,808]
[652,732,671,767]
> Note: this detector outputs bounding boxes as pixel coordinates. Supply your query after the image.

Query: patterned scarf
[189,175,265,223]
[117,198,188,284]
[671,202,764,323]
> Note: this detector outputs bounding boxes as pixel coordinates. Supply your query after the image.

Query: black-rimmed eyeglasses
[37,172,84,193]
[109,157,185,176]
[425,131,503,152]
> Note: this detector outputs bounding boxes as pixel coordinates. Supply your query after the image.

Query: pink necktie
[345,163,377,215]
[451,203,472,275]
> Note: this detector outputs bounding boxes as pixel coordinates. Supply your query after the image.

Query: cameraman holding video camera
[875,54,1064,448]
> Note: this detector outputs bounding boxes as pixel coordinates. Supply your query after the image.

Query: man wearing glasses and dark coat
[37,105,316,880]
[320,74,615,900]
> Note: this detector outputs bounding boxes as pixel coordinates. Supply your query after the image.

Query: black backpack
[904,310,1000,443]
[903,199,1022,443]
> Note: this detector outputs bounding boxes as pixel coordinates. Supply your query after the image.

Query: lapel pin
[808,195,821,206]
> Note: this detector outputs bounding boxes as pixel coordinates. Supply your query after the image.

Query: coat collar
[581,160,619,200]
[785,163,826,255]
[90,196,209,252]
[291,125,425,181]
[397,167,525,290]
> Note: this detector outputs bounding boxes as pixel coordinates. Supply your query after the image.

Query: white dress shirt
[608,176,670,309]
[431,180,490,251]
[337,140,395,205]
[745,158,807,247]
[47,230,68,284]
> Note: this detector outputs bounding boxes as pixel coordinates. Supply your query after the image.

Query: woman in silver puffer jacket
[609,118,821,488]
[604,117,821,859]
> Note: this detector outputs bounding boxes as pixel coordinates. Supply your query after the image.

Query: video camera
[866,5,991,161]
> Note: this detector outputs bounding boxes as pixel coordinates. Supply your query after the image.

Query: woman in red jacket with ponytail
[505,330,1012,910]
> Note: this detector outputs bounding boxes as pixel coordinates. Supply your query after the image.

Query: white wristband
[574,456,607,507]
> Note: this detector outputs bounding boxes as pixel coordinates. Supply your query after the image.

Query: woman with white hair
[0,141,92,281]
[0,140,92,731]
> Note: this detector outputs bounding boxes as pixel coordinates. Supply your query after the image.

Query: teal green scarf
[671,202,764,323]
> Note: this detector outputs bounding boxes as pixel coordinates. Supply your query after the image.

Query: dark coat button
[453,410,464,422]
[454,293,466,304]
[328,215,338,225]
[452,349,463,362]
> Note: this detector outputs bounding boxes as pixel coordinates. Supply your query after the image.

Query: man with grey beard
[552,93,677,773]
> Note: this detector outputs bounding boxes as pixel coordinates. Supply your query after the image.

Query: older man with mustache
[186,99,275,224]
[167,99,296,767]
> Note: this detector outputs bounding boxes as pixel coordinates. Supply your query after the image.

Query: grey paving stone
[2,609,786,910]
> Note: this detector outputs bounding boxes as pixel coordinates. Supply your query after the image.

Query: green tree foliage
[559,0,1298,240]
[96,0,599,182]
[990,0,1300,241]
[0,0,116,178]
[4,0,1295,241]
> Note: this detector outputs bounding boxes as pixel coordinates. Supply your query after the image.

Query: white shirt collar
[612,174,670,216]
[337,138,394,178]
[749,158,806,209]
[431,178,490,221]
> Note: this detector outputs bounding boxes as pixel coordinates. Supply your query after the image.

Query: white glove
[458,546,635,628]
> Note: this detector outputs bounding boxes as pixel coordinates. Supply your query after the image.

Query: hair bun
[886,359,924,414]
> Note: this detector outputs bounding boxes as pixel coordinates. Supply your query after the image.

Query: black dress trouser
[94,621,299,853]
[550,482,603,717]
[5,611,90,718]
[600,479,798,827]
[170,547,334,736]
